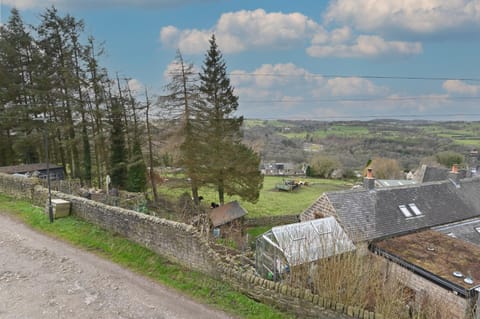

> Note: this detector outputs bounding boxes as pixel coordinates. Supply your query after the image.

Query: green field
[157,176,352,217]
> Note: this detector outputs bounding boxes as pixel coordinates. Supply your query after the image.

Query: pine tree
[197,34,262,204]
[126,138,147,192]
[165,50,204,204]
[109,97,127,189]
[0,8,40,164]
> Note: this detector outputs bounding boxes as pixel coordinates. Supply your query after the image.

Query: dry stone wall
[0,172,387,319]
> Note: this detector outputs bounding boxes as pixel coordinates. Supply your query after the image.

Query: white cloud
[307,35,422,58]
[312,27,352,45]
[160,9,323,54]
[127,78,144,94]
[3,0,219,10]
[443,80,480,95]
[230,63,391,118]
[325,0,480,37]
[160,9,423,58]
[326,77,389,96]
[162,57,200,80]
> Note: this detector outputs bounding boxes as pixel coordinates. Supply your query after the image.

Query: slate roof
[303,177,480,242]
[414,164,449,183]
[0,163,63,174]
[375,179,417,187]
[433,217,480,246]
[373,230,480,296]
[209,200,247,227]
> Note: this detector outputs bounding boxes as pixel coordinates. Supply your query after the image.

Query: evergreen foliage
[196,35,262,204]
[127,138,147,192]
[165,50,204,204]
[109,98,128,189]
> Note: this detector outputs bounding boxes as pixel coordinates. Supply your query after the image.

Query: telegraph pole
[35,117,53,223]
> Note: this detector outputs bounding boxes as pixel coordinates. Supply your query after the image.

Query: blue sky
[3,0,480,120]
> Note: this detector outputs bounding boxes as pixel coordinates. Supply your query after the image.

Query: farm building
[255,216,355,281]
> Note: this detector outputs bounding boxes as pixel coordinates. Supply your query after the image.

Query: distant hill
[242,119,480,171]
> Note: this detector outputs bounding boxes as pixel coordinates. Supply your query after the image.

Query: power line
[228,73,480,82]
[241,96,480,103]
[166,71,480,82]
[298,113,480,120]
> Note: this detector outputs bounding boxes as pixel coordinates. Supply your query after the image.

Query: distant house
[209,201,248,245]
[0,163,64,180]
[260,162,304,176]
[301,167,480,243]
[372,230,480,319]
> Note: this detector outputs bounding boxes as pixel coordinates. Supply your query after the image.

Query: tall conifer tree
[197,35,262,204]
[109,97,127,189]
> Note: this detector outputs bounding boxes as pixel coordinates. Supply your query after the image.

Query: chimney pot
[452,164,458,174]
[367,168,373,179]
[364,168,375,190]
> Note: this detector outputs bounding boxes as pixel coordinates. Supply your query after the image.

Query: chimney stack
[448,164,461,186]
[451,164,458,174]
[363,168,375,190]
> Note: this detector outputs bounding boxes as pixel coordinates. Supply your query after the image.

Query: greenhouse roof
[270,217,355,266]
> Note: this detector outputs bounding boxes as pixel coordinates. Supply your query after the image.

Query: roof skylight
[408,203,423,216]
[399,203,424,218]
[399,205,412,218]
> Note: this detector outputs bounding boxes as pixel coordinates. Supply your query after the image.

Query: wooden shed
[209,200,248,245]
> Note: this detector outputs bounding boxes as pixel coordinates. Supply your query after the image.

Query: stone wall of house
[244,214,299,227]
[386,261,471,319]
[300,194,336,221]
[0,172,389,319]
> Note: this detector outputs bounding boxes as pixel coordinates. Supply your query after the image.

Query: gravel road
[0,212,235,319]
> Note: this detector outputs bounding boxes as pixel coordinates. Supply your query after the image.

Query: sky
[3,0,480,121]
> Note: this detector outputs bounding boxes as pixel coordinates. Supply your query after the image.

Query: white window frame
[408,203,423,216]
[399,205,412,218]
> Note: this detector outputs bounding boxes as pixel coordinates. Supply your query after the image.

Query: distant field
[156,176,352,217]
[420,123,480,147]
[282,124,370,139]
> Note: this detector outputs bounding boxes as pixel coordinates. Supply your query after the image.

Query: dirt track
[0,212,235,319]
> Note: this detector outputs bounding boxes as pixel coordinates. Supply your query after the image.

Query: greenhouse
[255,216,355,281]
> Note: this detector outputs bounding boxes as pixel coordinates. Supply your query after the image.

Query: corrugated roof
[209,201,247,227]
[303,177,480,242]
[270,217,355,266]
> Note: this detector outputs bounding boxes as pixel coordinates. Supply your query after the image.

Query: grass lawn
[0,193,292,319]
[157,176,353,217]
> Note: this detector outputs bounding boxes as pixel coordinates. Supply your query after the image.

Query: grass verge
[0,193,291,319]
